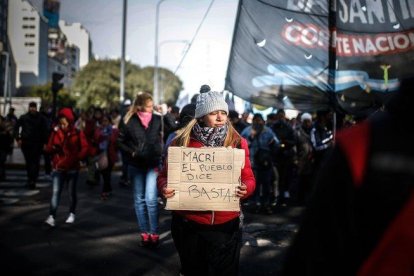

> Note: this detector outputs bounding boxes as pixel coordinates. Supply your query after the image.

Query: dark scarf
[192,123,227,147]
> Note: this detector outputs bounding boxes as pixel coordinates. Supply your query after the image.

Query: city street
[0,151,304,276]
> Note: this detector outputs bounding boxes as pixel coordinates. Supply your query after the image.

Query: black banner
[225,0,414,115]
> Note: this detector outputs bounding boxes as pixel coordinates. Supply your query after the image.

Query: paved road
[0,166,304,275]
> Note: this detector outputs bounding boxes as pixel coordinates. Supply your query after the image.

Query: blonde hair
[173,119,241,147]
[124,92,153,124]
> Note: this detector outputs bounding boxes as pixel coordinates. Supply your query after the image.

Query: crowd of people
[2,79,410,275]
[0,84,340,235]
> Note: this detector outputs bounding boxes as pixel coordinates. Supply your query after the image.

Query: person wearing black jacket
[117,92,162,248]
[281,78,414,276]
[271,109,298,205]
[14,102,48,189]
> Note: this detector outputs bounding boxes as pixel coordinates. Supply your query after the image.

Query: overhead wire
[173,0,216,74]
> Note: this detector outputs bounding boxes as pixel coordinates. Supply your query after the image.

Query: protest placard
[165,147,245,211]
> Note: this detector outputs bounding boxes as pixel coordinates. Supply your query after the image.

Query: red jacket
[157,137,256,225]
[45,126,89,171]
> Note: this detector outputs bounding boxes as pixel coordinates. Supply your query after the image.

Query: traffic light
[52,72,64,93]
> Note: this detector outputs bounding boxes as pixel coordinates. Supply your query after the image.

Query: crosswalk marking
[0,170,51,206]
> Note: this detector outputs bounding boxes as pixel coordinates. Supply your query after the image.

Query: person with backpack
[44,108,89,227]
[158,88,256,275]
[281,77,414,276]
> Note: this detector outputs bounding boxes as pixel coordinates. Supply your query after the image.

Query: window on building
[28,51,35,55]
[24,42,35,47]
[25,33,35,38]
[22,25,35,29]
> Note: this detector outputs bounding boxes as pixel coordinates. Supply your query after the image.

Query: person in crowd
[39,106,53,178]
[281,77,414,276]
[118,99,132,187]
[265,113,278,128]
[94,114,119,200]
[158,88,256,275]
[271,109,298,206]
[14,102,49,189]
[163,103,196,160]
[0,115,14,181]
[241,111,251,126]
[44,108,89,227]
[229,110,249,134]
[74,110,88,131]
[5,106,17,125]
[310,109,334,170]
[110,108,121,129]
[161,104,179,143]
[5,107,17,160]
[84,107,104,187]
[117,92,163,247]
[241,113,279,214]
[169,106,180,123]
[294,112,314,205]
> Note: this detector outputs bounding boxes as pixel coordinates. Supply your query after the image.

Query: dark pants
[253,168,273,205]
[21,142,43,185]
[98,164,113,193]
[171,213,242,276]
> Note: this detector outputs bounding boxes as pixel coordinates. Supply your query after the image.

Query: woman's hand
[236,183,247,198]
[162,186,175,199]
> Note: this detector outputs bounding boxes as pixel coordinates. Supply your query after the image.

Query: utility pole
[154,0,166,105]
[0,42,10,116]
[120,0,127,103]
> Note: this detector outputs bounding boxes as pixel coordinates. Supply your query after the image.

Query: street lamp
[158,40,190,103]
[154,0,167,105]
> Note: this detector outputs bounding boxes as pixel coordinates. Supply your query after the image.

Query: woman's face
[59,117,69,129]
[140,100,154,113]
[102,116,110,127]
[202,110,228,128]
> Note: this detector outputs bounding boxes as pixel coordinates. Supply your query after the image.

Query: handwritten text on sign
[165,147,245,211]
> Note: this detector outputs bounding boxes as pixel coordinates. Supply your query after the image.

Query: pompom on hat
[195,84,229,118]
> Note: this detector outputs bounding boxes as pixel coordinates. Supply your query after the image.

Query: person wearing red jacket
[93,114,119,200]
[43,108,89,227]
[157,85,256,276]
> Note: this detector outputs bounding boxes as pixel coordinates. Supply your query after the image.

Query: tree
[71,59,183,109]
[28,83,77,110]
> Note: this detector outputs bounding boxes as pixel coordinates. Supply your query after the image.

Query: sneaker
[140,233,150,247]
[65,213,75,224]
[45,215,55,227]
[149,234,160,248]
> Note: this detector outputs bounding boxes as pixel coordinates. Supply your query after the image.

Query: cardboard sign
[165,147,245,211]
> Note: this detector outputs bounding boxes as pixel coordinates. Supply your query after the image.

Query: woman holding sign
[158,85,256,276]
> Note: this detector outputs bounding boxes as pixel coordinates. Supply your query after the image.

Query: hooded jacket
[45,108,89,171]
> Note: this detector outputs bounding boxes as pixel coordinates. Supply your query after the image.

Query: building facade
[8,0,48,88]
[59,20,91,68]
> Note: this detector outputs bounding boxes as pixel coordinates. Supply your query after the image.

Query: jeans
[49,170,79,217]
[129,165,159,234]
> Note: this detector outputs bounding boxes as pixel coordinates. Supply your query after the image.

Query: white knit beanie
[301,112,312,122]
[195,85,229,118]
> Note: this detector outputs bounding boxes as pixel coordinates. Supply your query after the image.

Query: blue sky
[33,0,240,102]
